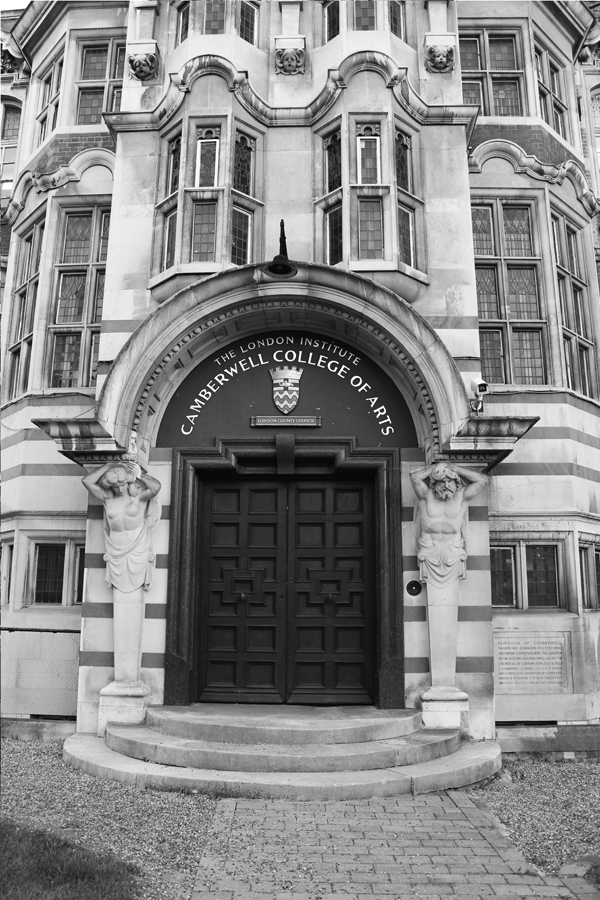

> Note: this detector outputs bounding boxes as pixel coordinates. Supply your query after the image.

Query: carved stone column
[410,462,487,731]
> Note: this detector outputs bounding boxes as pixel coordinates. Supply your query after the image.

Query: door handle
[324,593,334,603]
[237,593,247,602]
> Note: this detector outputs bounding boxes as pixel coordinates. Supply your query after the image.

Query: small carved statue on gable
[425,45,455,74]
[275,47,305,76]
[128,52,159,82]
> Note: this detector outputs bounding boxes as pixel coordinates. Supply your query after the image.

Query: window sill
[473,116,583,160]
[149,263,228,303]
[492,607,577,615]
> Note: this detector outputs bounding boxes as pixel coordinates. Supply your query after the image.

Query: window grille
[395,133,411,192]
[359,200,383,260]
[196,128,220,187]
[234,134,255,195]
[325,1,340,42]
[356,125,380,184]
[354,0,375,31]
[389,1,406,40]
[397,204,414,267]
[193,202,217,261]
[231,207,251,265]
[239,2,257,44]
[326,205,343,265]
[324,131,341,193]
[176,2,190,45]
[526,546,558,607]
[205,0,226,33]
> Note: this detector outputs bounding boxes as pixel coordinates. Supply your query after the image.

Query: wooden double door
[198,477,375,704]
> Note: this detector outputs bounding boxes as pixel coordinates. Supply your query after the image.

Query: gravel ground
[472,758,600,881]
[0,738,217,900]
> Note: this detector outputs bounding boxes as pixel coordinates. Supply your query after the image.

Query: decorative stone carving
[410,463,486,730]
[1,47,20,74]
[128,52,158,81]
[275,47,305,76]
[197,126,221,140]
[411,463,486,588]
[425,45,455,73]
[356,123,381,137]
[82,450,161,735]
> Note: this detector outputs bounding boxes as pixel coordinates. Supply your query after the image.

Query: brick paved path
[190,791,599,900]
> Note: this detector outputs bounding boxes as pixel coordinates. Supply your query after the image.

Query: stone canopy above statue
[156,331,418,449]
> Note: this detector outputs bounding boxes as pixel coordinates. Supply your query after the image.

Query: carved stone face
[426,45,454,73]
[128,53,157,81]
[281,50,298,73]
[430,464,461,500]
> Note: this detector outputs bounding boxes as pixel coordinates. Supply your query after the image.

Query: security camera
[470,379,489,396]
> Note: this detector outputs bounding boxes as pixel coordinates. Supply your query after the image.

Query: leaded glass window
[476,268,499,318]
[205,1,226,33]
[390,1,405,40]
[240,2,257,45]
[325,1,340,42]
[168,136,181,195]
[36,55,63,145]
[176,2,190,45]
[196,129,220,187]
[459,30,523,115]
[76,41,125,126]
[471,208,494,255]
[163,210,177,269]
[490,547,516,606]
[324,132,341,193]
[6,221,44,401]
[395,133,411,192]
[49,208,110,389]
[526,546,558,607]
[536,45,567,139]
[234,134,254,195]
[327,205,343,265]
[359,200,383,259]
[193,202,217,261]
[35,545,66,604]
[2,105,21,142]
[512,331,544,384]
[354,0,375,31]
[473,200,547,386]
[503,207,531,256]
[231,207,251,265]
[357,125,380,184]
[508,268,539,318]
[397,204,414,267]
[553,212,595,397]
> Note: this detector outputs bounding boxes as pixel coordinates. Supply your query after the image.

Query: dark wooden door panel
[199,480,287,702]
[198,478,373,704]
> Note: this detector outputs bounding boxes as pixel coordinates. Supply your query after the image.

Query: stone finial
[128,52,158,81]
[425,44,455,74]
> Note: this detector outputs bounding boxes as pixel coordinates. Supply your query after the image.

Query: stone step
[105,723,461,772]
[145,705,421,745]
[63,734,501,800]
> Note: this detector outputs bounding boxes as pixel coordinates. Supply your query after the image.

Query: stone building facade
[1,1,599,741]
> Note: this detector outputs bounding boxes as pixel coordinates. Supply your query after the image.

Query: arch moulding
[96,264,471,460]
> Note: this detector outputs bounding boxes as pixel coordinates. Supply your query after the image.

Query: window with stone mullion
[76,40,125,125]
[233,134,255,196]
[6,223,44,400]
[472,200,545,385]
[50,209,109,389]
[37,55,63,144]
[324,132,341,194]
[459,30,522,116]
[490,542,561,609]
[553,212,595,398]
[204,0,226,34]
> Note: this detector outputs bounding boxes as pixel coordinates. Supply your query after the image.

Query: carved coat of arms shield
[269,366,303,414]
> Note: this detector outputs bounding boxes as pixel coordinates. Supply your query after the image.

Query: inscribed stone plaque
[494,632,572,694]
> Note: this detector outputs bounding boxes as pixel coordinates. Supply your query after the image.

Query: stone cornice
[469,139,599,216]
[104,51,479,137]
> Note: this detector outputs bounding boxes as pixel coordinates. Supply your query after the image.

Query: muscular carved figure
[410,463,486,588]
[82,459,161,593]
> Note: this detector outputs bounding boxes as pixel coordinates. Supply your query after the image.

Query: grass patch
[0,818,141,900]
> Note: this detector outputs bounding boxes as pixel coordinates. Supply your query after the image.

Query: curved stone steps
[105,723,461,772]
[63,734,501,800]
[146,705,422,745]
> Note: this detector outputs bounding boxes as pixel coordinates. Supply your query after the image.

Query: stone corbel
[275,38,306,76]
[31,418,154,473]
[127,40,159,81]
[33,166,78,193]
[442,416,540,471]
[424,34,456,73]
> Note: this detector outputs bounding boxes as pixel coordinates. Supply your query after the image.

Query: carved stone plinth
[421,686,470,733]
[97,680,150,737]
